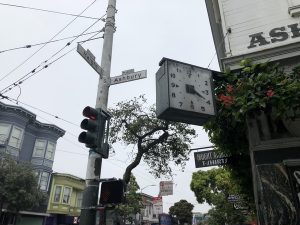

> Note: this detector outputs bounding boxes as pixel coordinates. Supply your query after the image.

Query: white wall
[218,0,300,57]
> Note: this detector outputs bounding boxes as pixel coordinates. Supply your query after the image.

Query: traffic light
[99,180,124,205]
[78,106,101,149]
[78,106,110,158]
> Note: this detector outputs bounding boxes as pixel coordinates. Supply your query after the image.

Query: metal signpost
[78,1,116,224]
[77,1,147,224]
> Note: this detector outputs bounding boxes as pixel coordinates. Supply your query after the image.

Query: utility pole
[80,1,116,224]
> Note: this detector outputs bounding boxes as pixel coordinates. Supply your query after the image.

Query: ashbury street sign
[77,44,104,78]
[110,70,147,85]
[194,150,230,168]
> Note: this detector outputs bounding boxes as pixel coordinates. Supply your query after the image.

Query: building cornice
[221,41,300,70]
[0,101,65,137]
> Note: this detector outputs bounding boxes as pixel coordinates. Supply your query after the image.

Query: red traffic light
[83,106,98,120]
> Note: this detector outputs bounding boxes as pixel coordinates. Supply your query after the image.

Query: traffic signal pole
[80,1,116,224]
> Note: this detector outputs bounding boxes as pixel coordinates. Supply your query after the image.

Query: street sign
[110,70,147,85]
[159,181,173,196]
[77,44,104,78]
[194,150,230,168]
[227,194,239,203]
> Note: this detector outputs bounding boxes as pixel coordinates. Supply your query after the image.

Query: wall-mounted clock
[156,58,216,126]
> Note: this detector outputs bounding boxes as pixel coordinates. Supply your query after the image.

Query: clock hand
[186,84,206,100]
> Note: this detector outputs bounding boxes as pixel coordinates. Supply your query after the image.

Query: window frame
[39,171,50,191]
[76,191,83,207]
[32,139,47,158]
[0,123,11,145]
[45,142,56,160]
[8,125,24,149]
[62,186,72,204]
[53,185,63,203]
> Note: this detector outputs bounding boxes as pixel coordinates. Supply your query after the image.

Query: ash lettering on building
[248,23,300,49]
[194,150,230,168]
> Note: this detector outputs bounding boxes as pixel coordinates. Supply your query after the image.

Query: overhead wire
[0,25,104,94]
[207,30,230,69]
[0,2,100,20]
[0,93,79,128]
[0,0,98,83]
[2,96,190,195]
[0,89,181,193]
[0,30,102,54]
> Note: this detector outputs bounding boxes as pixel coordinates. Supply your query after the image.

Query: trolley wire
[0,2,100,20]
[0,0,98,83]
[0,21,104,94]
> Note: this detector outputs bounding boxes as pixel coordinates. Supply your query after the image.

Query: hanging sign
[159,181,173,196]
[194,150,230,168]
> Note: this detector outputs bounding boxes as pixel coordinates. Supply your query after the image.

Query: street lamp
[140,184,156,193]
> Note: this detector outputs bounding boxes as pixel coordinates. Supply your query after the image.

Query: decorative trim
[0,101,65,137]
[222,41,300,71]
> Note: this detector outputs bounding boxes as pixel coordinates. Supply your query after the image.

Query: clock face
[168,61,215,115]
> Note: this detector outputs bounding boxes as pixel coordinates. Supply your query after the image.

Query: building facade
[205,1,300,224]
[0,101,65,225]
[141,194,159,225]
[46,173,85,225]
[206,0,300,71]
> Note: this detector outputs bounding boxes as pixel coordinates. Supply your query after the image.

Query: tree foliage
[169,199,194,225]
[0,154,46,218]
[109,95,197,184]
[116,175,143,224]
[204,61,300,198]
[190,168,255,225]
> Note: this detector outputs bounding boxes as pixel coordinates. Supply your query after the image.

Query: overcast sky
[0,0,219,213]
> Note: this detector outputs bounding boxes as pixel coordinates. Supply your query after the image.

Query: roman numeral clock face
[168,62,215,116]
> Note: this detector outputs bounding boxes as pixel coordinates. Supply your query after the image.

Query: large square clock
[156,58,216,126]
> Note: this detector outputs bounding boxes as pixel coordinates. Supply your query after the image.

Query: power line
[207,29,230,69]
[0,0,98,83]
[0,30,103,54]
[0,2,100,20]
[0,29,103,94]
[0,93,79,128]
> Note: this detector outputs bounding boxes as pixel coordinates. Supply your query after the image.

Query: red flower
[218,94,234,106]
[266,89,274,97]
[226,85,234,93]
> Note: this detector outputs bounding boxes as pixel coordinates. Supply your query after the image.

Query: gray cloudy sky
[0,0,219,213]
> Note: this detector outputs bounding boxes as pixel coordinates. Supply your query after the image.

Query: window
[45,142,56,160]
[8,126,23,148]
[76,192,83,207]
[0,123,11,144]
[33,139,46,157]
[53,186,62,203]
[40,171,50,191]
[62,187,72,204]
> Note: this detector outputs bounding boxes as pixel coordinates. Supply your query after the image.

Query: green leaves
[190,168,253,225]
[116,175,143,223]
[169,200,194,225]
[109,95,197,181]
[0,153,46,214]
[204,60,300,209]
